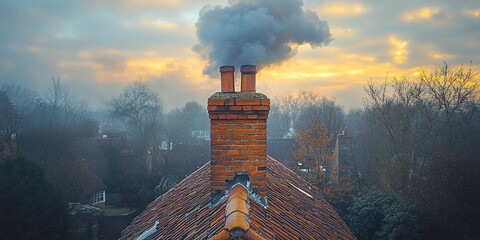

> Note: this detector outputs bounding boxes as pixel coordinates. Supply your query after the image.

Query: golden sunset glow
[402,8,440,21]
[432,53,453,59]
[316,2,365,17]
[389,37,408,64]
[463,9,480,18]
[140,20,179,30]
[1,0,479,110]
[121,0,184,9]
[330,28,356,38]
[257,56,416,100]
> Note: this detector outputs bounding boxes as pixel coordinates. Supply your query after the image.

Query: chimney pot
[220,65,235,92]
[240,65,256,92]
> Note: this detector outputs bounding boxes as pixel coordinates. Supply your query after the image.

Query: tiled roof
[75,138,121,180]
[120,156,356,239]
[41,156,106,203]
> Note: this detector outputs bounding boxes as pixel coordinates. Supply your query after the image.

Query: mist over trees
[1,63,479,239]
[0,78,211,238]
[344,63,480,239]
[165,101,209,144]
[266,63,480,239]
[104,81,211,201]
[267,92,345,139]
[108,81,163,144]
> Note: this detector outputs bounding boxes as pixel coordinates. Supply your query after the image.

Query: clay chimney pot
[241,65,256,92]
[220,65,235,92]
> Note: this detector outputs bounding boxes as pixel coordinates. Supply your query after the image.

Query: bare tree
[1,85,38,137]
[417,62,479,145]
[268,92,345,139]
[46,77,67,126]
[0,91,16,138]
[364,76,429,196]
[165,101,208,144]
[108,81,163,144]
[37,78,91,128]
[107,81,166,198]
[362,63,480,198]
[296,92,345,140]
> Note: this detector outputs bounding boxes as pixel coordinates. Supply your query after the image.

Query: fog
[2,63,479,239]
[1,0,480,239]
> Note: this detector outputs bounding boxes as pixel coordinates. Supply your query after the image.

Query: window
[91,191,105,204]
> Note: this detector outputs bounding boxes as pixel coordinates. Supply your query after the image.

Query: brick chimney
[208,65,270,198]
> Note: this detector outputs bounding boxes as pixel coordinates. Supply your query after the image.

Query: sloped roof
[78,161,107,195]
[75,138,121,180]
[43,156,106,203]
[120,156,355,239]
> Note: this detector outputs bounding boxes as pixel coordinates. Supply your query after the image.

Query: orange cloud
[463,9,480,18]
[257,55,415,100]
[27,46,44,52]
[432,53,454,60]
[139,19,179,30]
[316,2,365,17]
[389,37,408,64]
[330,28,357,38]
[57,61,98,68]
[118,0,184,10]
[403,8,441,21]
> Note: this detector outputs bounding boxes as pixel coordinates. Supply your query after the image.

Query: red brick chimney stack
[208,65,269,198]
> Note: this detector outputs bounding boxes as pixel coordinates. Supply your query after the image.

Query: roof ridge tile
[210,184,266,240]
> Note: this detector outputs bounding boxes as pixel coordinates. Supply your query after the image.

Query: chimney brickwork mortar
[208,92,270,197]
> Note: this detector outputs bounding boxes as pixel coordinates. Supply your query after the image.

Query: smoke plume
[193,0,332,75]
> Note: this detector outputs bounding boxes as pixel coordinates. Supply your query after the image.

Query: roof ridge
[210,184,266,240]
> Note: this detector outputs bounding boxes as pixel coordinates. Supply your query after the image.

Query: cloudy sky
[1,0,479,111]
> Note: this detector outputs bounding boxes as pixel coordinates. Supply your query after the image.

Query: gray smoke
[193,0,332,75]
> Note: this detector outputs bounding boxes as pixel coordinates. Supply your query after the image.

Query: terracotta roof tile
[120,156,356,239]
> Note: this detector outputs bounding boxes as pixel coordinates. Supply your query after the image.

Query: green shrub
[345,190,425,240]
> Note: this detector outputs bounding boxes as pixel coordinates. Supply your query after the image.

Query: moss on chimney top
[209,92,267,99]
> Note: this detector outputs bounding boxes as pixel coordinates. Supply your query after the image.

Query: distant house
[191,129,210,140]
[159,140,173,151]
[73,138,123,209]
[82,170,107,209]
[60,158,106,239]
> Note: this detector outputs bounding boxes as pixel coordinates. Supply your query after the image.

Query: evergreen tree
[345,190,425,240]
[0,157,67,240]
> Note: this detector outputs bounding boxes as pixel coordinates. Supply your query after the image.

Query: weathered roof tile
[120,156,356,239]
